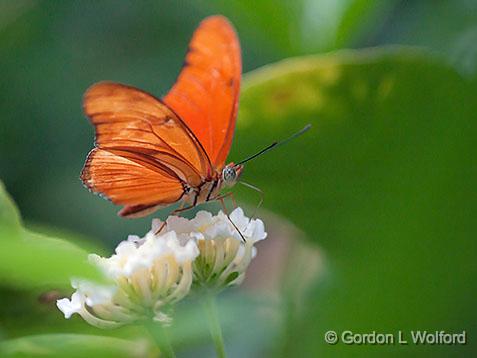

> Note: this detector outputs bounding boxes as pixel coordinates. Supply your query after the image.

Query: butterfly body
[180,162,243,206]
[193,167,234,199]
[81,16,242,218]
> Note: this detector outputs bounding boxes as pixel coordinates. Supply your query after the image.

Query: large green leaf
[0,181,102,289]
[0,334,153,358]
[232,47,477,356]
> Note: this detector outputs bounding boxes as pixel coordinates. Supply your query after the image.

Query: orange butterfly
[81,15,243,218]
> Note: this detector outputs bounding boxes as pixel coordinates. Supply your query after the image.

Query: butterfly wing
[164,15,242,169]
[81,82,212,216]
[82,148,185,206]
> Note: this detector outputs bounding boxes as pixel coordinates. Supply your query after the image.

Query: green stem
[146,321,176,358]
[203,294,226,358]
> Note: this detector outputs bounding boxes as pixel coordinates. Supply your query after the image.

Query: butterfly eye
[222,167,237,183]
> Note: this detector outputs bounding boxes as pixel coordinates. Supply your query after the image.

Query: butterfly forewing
[83,82,212,186]
[164,15,241,169]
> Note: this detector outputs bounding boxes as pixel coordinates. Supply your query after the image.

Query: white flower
[57,230,199,327]
[57,208,266,328]
[155,207,267,291]
[57,292,83,319]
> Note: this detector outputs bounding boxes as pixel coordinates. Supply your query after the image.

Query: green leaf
[0,230,102,289]
[0,181,21,232]
[0,181,103,289]
[234,47,477,356]
[0,334,153,358]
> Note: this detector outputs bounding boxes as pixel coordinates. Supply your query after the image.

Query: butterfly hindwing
[81,148,184,206]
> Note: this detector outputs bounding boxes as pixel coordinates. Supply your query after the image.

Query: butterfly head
[221,163,243,187]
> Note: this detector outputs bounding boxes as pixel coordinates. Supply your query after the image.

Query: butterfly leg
[171,204,197,216]
[230,192,237,209]
[217,193,246,243]
[215,191,237,213]
[215,192,233,214]
[155,221,167,236]
[154,202,196,235]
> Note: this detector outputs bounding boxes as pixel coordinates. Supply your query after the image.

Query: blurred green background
[1,0,476,357]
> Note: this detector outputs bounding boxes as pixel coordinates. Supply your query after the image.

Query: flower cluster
[57,208,266,328]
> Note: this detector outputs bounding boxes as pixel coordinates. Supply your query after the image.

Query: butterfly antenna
[236,124,311,165]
